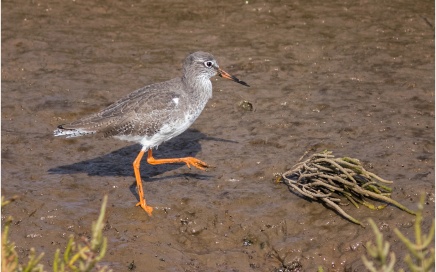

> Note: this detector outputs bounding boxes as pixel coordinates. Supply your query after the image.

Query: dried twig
[278,151,416,226]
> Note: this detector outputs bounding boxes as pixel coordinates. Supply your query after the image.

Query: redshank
[54,51,249,216]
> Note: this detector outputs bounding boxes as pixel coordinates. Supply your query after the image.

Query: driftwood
[277,151,416,227]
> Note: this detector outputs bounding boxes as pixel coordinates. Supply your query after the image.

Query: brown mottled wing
[62,79,182,138]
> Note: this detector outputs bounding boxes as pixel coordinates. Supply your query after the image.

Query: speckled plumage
[54,52,224,150]
[54,51,249,215]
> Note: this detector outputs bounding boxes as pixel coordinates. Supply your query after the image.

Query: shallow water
[2,0,434,270]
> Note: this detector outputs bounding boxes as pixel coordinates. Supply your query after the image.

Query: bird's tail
[54,125,96,138]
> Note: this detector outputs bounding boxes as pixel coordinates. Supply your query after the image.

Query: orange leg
[133,150,154,216]
[134,149,208,215]
[146,149,209,170]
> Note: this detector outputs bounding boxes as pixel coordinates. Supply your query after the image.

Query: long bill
[218,68,250,87]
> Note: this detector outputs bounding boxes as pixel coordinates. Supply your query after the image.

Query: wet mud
[2,0,434,271]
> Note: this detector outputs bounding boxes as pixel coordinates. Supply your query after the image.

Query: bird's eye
[204,61,213,68]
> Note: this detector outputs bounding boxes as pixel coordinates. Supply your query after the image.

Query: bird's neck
[182,74,213,100]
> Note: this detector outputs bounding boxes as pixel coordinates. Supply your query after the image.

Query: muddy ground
[2,0,434,271]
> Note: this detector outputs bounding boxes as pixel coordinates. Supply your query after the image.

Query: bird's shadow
[48,129,237,185]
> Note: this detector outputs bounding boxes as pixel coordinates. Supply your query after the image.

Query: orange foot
[147,150,209,171]
[133,150,210,216]
[181,157,209,170]
[136,199,153,216]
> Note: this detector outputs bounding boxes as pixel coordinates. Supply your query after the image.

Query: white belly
[138,111,198,149]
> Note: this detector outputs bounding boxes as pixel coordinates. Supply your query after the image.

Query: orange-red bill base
[218,68,250,87]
